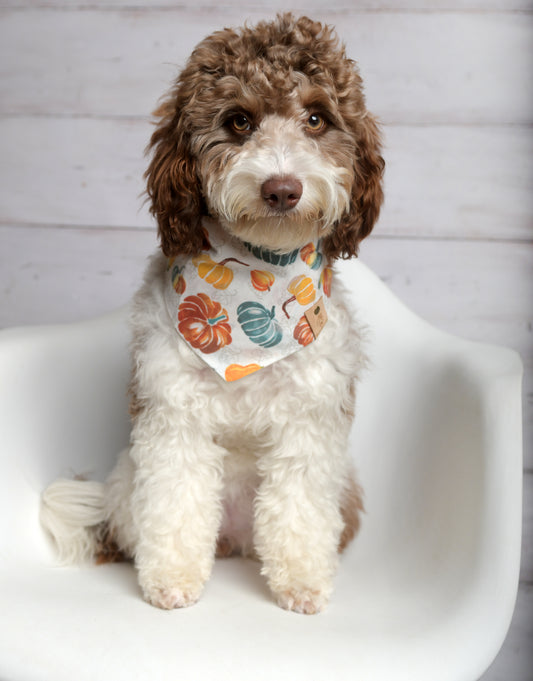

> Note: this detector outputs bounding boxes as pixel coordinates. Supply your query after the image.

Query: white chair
[0,260,522,681]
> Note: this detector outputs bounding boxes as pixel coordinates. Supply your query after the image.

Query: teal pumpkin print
[244,243,299,267]
[237,302,283,348]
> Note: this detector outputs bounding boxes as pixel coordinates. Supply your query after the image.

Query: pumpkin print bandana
[164,220,332,382]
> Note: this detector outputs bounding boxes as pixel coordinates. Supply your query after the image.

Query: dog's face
[146,14,384,259]
[200,111,353,254]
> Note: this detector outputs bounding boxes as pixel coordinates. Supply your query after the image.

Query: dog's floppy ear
[145,101,205,257]
[323,113,385,260]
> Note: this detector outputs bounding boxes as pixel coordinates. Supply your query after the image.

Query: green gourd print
[244,243,299,267]
[237,302,283,348]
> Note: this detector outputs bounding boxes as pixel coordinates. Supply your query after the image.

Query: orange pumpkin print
[192,253,248,290]
[293,316,314,346]
[251,269,275,292]
[319,267,332,297]
[300,243,323,270]
[282,275,316,318]
[178,293,232,354]
[224,363,262,382]
[171,263,186,294]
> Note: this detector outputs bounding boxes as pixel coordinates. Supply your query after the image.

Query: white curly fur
[125,256,366,612]
[42,254,366,614]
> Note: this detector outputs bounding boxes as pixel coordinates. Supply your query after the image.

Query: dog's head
[146,13,384,260]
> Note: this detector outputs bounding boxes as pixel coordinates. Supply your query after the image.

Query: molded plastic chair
[0,260,522,681]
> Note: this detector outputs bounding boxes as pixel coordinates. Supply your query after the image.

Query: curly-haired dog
[41,13,384,615]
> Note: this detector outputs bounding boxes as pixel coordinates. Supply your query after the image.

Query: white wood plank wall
[1,2,531,678]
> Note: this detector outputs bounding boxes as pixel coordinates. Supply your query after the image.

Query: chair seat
[0,260,522,681]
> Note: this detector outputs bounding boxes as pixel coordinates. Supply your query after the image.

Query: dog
[41,13,384,615]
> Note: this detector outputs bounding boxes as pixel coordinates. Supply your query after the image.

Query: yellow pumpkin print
[282,275,316,318]
[192,253,248,290]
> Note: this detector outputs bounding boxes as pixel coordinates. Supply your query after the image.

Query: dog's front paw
[275,587,329,615]
[143,584,202,610]
[139,572,205,610]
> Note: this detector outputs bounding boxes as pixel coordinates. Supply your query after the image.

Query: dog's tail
[40,478,106,564]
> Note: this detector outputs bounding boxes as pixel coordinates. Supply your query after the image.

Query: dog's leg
[129,417,225,610]
[254,404,353,615]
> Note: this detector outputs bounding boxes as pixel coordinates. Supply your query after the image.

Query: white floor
[1,2,532,679]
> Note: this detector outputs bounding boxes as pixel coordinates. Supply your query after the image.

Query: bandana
[164,220,332,382]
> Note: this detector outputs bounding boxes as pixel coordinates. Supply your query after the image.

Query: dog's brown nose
[261,176,303,211]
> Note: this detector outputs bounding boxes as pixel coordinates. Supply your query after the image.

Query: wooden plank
[345,11,533,126]
[0,117,151,229]
[0,225,155,328]
[1,9,532,124]
[358,236,533,365]
[1,117,532,241]
[380,125,533,241]
[4,1,533,12]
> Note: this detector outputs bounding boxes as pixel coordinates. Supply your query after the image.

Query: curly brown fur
[95,524,128,565]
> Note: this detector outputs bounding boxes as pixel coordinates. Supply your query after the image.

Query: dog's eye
[230,114,252,134]
[306,113,327,133]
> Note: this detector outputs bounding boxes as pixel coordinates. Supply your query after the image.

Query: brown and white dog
[41,13,384,615]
